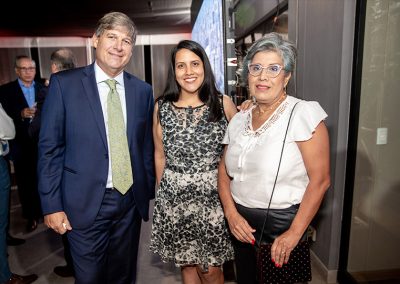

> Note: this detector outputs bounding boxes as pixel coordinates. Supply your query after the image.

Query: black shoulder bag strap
[257,102,299,247]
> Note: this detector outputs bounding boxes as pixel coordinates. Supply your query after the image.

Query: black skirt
[235,203,302,246]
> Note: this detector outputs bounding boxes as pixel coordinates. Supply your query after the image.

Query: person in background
[29,48,76,143]
[29,48,77,278]
[0,56,43,233]
[38,12,155,284]
[1,103,38,284]
[218,32,330,284]
[150,40,237,284]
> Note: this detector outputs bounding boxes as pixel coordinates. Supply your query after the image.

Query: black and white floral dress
[150,99,234,270]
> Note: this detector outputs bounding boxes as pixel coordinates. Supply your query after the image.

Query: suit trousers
[67,187,142,284]
[61,233,73,268]
[0,156,12,283]
[12,143,42,221]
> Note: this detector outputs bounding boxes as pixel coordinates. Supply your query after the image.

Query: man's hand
[44,211,72,235]
[21,107,36,119]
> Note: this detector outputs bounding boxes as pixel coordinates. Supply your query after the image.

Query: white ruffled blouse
[223,95,327,209]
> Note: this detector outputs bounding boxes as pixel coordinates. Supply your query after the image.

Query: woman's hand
[237,99,254,112]
[226,211,256,244]
[270,229,302,267]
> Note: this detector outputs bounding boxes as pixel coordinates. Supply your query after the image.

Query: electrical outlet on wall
[376,127,388,145]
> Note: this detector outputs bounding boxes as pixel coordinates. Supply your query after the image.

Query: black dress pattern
[150,99,234,270]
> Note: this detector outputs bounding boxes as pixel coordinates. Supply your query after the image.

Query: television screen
[192,0,225,93]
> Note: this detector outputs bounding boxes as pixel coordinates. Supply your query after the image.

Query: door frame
[338,0,367,282]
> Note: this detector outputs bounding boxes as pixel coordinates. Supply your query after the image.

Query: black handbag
[257,240,311,283]
[256,102,312,284]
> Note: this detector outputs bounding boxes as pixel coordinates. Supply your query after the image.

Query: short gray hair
[15,55,35,68]
[241,32,297,86]
[94,11,138,45]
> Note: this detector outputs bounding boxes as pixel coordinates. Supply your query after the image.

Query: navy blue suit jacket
[0,79,43,159]
[38,63,155,229]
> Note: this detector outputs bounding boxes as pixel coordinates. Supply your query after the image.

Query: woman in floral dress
[150,40,237,284]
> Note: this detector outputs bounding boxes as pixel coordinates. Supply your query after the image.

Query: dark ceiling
[0,0,194,37]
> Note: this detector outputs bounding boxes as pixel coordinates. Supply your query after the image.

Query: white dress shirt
[223,96,328,209]
[94,63,128,188]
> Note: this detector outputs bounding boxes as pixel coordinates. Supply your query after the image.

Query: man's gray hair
[15,55,35,68]
[94,11,137,45]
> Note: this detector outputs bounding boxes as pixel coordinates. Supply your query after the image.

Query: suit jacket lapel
[82,64,108,149]
[34,82,42,103]
[124,72,135,146]
[15,80,29,109]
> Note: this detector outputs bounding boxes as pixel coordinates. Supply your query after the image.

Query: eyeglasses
[17,67,36,72]
[248,63,283,78]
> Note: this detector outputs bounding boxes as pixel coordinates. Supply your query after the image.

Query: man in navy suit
[0,56,43,233]
[38,12,155,284]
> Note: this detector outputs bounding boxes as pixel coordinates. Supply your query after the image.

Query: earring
[251,95,257,105]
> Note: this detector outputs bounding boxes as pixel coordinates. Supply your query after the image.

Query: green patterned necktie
[104,79,133,194]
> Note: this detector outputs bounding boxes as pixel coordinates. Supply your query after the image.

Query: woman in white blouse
[218,33,330,284]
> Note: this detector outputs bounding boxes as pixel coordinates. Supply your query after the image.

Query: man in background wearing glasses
[0,55,43,235]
